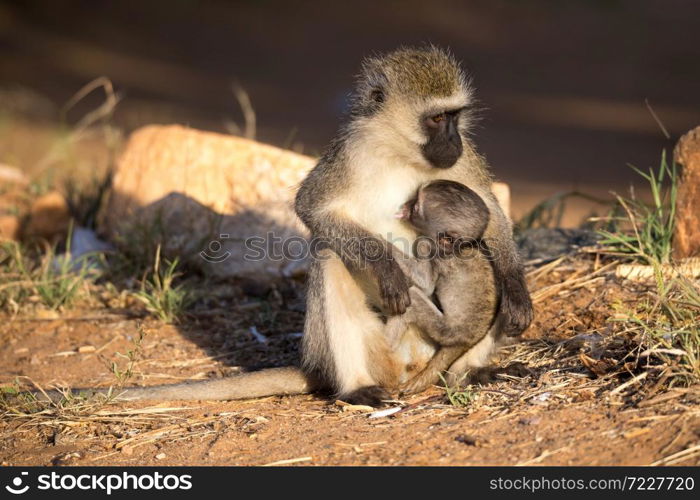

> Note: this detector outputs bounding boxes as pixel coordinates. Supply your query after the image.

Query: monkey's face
[420,108,465,169]
[396,181,490,248]
[396,195,460,255]
[395,189,451,244]
[351,47,473,169]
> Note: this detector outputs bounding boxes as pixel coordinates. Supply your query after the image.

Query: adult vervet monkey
[295,46,532,406]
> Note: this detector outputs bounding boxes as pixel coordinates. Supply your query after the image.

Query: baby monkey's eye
[438,234,454,245]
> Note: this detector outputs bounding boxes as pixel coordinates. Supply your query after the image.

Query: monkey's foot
[341,385,391,407]
[399,371,439,396]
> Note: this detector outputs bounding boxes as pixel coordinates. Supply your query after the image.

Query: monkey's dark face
[421,108,464,169]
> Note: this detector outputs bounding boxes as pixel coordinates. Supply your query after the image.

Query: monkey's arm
[393,252,436,295]
[295,170,410,315]
[404,287,448,341]
[480,196,533,336]
[405,287,486,347]
[385,290,466,389]
[385,284,442,350]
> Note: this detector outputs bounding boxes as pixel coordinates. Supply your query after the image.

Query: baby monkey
[388,180,499,393]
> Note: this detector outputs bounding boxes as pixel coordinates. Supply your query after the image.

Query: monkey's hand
[371,258,411,315]
[499,274,533,336]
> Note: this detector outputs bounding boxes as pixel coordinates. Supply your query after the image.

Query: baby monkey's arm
[403,287,478,347]
[385,286,442,349]
[393,252,435,295]
[385,254,439,349]
[386,286,461,350]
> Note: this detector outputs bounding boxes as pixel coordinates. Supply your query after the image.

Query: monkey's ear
[370,87,385,104]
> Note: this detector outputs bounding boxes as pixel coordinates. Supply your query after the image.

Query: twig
[262,456,312,466]
[232,83,256,140]
[651,444,700,466]
[644,98,670,139]
[609,372,648,396]
[517,446,569,466]
[249,326,268,345]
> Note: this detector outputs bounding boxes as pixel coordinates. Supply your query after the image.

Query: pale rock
[0,214,20,241]
[0,164,29,186]
[24,191,71,243]
[99,125,313,279]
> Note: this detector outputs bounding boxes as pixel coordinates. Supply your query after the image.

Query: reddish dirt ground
[1,256,698,466]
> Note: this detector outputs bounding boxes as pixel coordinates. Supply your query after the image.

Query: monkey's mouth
[394,203,411,220]
[421,108,463,168]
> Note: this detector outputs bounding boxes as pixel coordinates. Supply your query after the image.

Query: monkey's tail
[28,367,316,403]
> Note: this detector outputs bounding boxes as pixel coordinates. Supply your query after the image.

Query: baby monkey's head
[397,180,490,252]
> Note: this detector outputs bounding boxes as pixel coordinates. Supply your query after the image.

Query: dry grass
[0,239,93,313]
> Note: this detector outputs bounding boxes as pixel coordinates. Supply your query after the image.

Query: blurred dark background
[1,0,699,222]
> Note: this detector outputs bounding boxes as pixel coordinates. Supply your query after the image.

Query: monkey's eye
[438,234,453,245]
[426,114,445,128]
